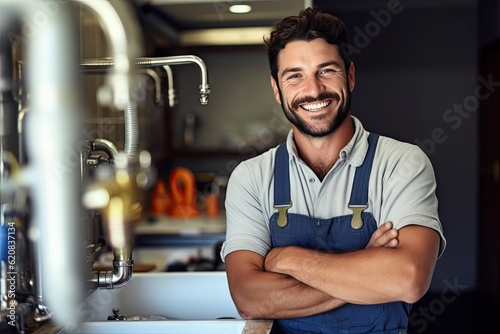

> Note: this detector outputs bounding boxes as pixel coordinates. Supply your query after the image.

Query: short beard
[278,88,351,138]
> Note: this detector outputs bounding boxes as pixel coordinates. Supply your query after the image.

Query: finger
[385,238,399,248]
[374,228,398,247]
[371,221,393,240]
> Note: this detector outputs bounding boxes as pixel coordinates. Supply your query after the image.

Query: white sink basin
[62,272,273,334]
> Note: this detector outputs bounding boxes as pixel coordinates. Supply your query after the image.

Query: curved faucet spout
[78,0,142,109]
[137,55,210,105]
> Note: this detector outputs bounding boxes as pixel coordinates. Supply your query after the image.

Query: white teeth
[301,100,331,111]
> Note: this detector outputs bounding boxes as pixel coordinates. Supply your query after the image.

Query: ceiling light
[229,4,252,14]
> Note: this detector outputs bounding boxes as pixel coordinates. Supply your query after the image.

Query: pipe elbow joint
[93,259,134,290]
[110,259,134,288]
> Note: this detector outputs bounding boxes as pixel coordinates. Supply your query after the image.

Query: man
[221,7,446,334]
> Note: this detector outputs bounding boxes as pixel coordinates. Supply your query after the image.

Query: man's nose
[303,77,324,96]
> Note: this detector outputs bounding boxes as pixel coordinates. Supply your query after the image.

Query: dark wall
[314,0,479,293]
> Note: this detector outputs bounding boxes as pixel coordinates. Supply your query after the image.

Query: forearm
[273,246,407,304]
[225,251,345,319]
[267,226,440,305]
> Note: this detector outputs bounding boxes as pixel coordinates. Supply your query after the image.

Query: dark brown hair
[264,7,351,83]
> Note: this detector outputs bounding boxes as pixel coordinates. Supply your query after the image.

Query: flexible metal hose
[123,101,139,158]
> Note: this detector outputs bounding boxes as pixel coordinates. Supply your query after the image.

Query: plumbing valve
[83,150,154,289]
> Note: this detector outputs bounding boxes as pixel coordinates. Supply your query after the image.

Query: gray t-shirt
[221,116,446,261]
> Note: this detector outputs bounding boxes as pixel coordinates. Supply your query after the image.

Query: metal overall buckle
[275,201,292,228]
[348,204,368,230]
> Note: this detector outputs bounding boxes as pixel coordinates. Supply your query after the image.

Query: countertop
[243,320,274,334]
[136,214,226,235]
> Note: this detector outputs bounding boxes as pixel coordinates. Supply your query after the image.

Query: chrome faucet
[80,54,210,160]
[137,55,211,105]
[80,55,211,106]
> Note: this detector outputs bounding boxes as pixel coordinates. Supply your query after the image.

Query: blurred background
[1,0,498,333]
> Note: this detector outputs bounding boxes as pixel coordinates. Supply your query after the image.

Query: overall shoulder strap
[274,144,291,207]
[349,133,380,206]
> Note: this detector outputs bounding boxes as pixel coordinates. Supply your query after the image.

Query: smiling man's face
[271,38,355,138]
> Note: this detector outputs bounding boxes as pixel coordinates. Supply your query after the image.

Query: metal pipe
[78,0,141,110]
[24,1,84,326]
[163,65,177,108]
[81,55,210,105]
[138,56,210,105]
[79,58,114,69]
[2,1,145,329]
[0,1,144,330]
[143,69,162,105]
[92,139,119,159]
[89,259,134,290]
[82,152,142,291]
[0,16,19,317]
[17,107,28,165]
[75,0,145,293]
[123,101,139,158]
[80,69,162,160]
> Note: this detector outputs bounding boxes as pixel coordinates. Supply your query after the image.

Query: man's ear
[348,62,355,92]
[270,76,282,104]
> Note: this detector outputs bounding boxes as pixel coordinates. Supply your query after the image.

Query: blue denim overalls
[269,134,410,334]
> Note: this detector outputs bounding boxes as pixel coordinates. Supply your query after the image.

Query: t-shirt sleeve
[220,161,272,262]
[378,142,446,257]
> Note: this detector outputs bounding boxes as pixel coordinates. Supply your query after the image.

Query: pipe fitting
[92,139,119,160]
[91,259,134,290]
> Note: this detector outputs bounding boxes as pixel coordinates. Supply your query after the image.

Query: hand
[264,246,288,274]
[366,221,399,248]
[265,222,399,273]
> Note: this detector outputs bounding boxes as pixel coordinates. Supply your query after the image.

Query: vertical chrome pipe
[163,65,177,108]
[25,0,84,326]
[78,0,141,110]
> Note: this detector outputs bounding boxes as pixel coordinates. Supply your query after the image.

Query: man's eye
[320,68,336,74]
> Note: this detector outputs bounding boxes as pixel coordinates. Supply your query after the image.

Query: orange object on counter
[169,167,200,217]
[205,193,220,217]
[151,180,171,215]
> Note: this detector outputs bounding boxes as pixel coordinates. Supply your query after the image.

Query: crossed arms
[225,222,440,320]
